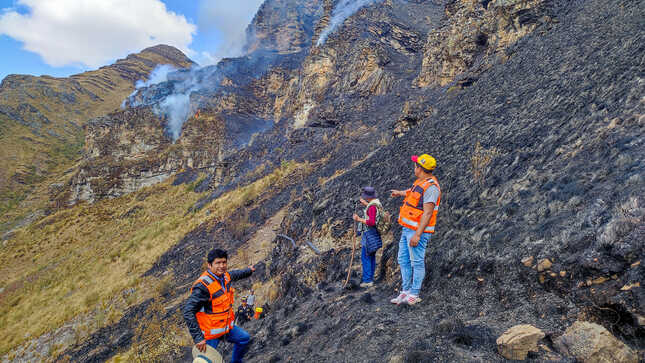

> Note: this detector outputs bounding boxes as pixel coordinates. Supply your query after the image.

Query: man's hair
[207,248,228,263]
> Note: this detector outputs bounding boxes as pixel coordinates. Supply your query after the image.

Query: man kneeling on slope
[183,248,255,363]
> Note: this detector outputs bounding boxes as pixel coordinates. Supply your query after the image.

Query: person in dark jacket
[183,249,255,363]
[352,186,383,288]
[235,298,253,325]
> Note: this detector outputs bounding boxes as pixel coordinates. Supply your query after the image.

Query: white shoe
[360,282,374,288]
[390,291,409,305]
[405,295,422,305]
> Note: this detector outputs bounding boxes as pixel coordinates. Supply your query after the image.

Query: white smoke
[126,64,221,141]
[159,93,191,141]
[317,0,384,46]
[124,1,266,141]
[135,64,177,89]
[121,64,179,109]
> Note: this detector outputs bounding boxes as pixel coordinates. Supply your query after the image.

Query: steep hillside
[2,0,643,362]
[0,45,194,231]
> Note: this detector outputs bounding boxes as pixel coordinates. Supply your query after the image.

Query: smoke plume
[125,64,221,141]
[135,64,178,89]
[317,0,384,46]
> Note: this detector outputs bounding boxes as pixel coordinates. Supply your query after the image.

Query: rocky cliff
[2,0,643,362]
[0,45,194,229]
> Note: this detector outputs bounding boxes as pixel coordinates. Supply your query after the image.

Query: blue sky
[0,0,264,81]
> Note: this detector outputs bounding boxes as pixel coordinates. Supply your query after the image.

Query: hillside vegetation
[2,0,644,362]
[0,45,194,234]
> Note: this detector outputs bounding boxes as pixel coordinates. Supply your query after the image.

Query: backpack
[367,200,392,235]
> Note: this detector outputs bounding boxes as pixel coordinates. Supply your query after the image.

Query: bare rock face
[554,321,639,363]
[415,0,552,87]
[60,107,223,205]
[496,324,545,360]
[245,0,324,54]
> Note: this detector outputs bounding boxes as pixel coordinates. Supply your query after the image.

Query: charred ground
[20,0,645,361]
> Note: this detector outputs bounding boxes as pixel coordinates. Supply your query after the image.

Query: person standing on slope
[352,186,383,287]
[183,248,255,363]
[389,154,441,305]
[246,289,256,310]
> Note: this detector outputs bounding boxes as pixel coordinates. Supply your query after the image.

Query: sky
[0,0,265,81]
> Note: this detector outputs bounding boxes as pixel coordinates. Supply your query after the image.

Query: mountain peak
[138,44,196,66]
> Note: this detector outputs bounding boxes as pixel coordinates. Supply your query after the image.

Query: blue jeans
[206,325,250,363]
[397,227,431,296]
[361,245,376,283]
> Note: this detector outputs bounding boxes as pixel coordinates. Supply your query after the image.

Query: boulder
[554,321,638,363]
[496,324,545,360]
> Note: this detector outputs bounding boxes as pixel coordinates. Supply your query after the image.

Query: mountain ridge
[1,0,643,361]
[0,44,194,234]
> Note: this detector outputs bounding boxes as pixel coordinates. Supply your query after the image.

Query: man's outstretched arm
[229,265,255,281]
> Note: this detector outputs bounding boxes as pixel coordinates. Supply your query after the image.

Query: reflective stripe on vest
[400,217,435,233]
[398,176,441,233]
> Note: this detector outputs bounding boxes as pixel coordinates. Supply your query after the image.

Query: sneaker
[390,291,409,305]
[405,295,422,305]
[359,282,374,288]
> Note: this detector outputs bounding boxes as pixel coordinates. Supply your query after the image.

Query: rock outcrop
[415,0,552,87]
[554,321,639,363]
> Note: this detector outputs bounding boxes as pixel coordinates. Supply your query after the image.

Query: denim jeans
[397,227,431,296]
[360,245,376,283]
[206,325,250,363]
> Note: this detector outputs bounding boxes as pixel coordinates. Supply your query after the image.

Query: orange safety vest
[398,176,441,233]
[191,270,236,340]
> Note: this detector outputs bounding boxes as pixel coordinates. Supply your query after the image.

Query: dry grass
[0,160,312,355]
[208,160,312,219]
[470,141,501,187]
[0,180,208,355]
[130,300,189,362]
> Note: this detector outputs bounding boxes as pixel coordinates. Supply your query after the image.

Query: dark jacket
[361,227,382,255]
[236,304,253,324]
[182,268,253,343]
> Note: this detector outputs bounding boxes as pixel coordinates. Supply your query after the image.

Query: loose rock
[536,258,552,272]
[496,324,545,360]
[521,256,534,267]
[554,321,638,363]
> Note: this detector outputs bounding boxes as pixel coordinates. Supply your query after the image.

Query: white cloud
[197,0,264,62]
[0,0,197,68]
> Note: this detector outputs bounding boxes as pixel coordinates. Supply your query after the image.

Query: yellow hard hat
[192,344,223,363]
[411,154,436,171]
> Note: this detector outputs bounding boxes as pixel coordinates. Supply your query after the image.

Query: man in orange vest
[183,249,255,363]
[389,154,441,305]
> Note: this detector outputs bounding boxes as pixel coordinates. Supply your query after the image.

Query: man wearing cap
[389,154,441,305]
[235,298,253,325]
[183,248,255,363]
[352,186,383,287]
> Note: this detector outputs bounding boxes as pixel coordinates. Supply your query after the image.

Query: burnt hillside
[7,0,643,361]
